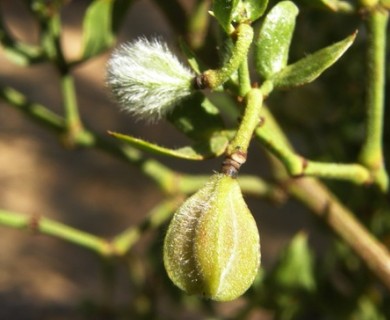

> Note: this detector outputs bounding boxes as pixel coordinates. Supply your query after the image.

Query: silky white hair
[106,38,195,121]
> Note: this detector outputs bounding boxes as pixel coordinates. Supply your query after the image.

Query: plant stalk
[201,23,254,89]
[289,177,390,290]
[256,108,372,184]
[255,108,390,290]
[0,210,110,255]
[0,86,272,198]
[359,8,389,191]
[60,73,84,144]
[238,59,251,97]
[226,88,263,156]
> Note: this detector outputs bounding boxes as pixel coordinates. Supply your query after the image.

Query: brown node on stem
[230,26,240,41]
[221,150,247,178]
[258,116,266,127]
[301,157,309,171]
[292,157,308,179]
[363,173,375,186]
[29,214,41,234]
[193,73,209,90]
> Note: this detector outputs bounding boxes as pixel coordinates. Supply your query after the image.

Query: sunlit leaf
[271,32,357,89]
[81,0,114,59]
[255,1,298,79]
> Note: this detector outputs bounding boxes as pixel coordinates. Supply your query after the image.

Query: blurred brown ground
[0,1,321,319]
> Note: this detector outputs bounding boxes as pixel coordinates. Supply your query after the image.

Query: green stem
[304,162,371,183]
[60,73,84,144]
[0,210,110,255]
[0,173,280,261]
[359,8,389,191]
[227,88,263,156]
[1,86,274,198]
[202,23,254,89]
[253,110,390,290]
[238,59,251,97]
[256,108,372,185]
[177,173,284,202]
[39,10,63,63]
[0,14,43,65]
[40,10,84,143]
[255,107,302,175]
[113,198,181,255]
[0,85,177,193]
[288,177,390,290]
[0,86,64,130]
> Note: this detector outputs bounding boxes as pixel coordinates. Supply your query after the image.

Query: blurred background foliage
[0,0,389,319]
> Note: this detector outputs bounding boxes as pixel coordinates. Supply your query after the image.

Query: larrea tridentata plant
[106,37,195,121]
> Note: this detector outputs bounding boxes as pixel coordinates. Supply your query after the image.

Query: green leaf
[80,0,131,60]
[81,0,114,59]
[271,32,357,89]
[212,0,240,33]
[109,93,228,160]
[233,0,269,24]
[271,232,316,291]
[255,1,299,79]
[179,40,203,74]
[108,132,228,160]
[212,0,268,31]
[167,92,226,141]
[295,0,354,11]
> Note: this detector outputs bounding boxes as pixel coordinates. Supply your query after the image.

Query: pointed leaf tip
[271,31,357,89]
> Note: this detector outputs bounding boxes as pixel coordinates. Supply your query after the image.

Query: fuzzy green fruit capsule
[163,173,260,301]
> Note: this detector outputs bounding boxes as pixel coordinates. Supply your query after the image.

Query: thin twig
[255,111,390,290]
[288,176,390,289]
[0,209,111,255]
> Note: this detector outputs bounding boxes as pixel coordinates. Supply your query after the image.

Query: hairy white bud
[106,38,195,121]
